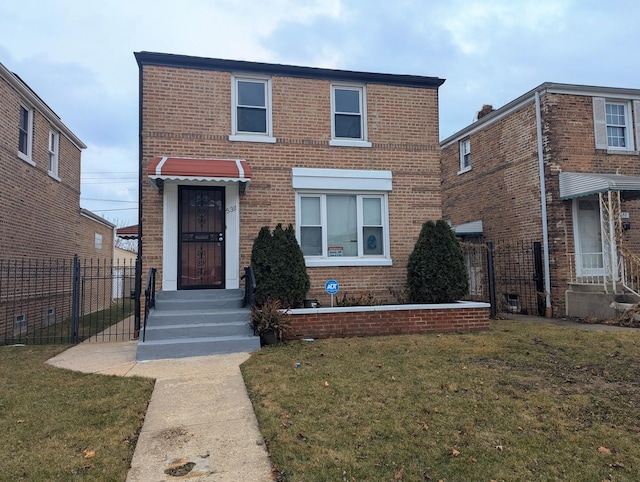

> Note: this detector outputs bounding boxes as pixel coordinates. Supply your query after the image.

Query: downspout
[134,57,144,337]
[535,91,553,317]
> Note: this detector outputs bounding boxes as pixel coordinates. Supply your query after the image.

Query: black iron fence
[461,240,545,318]
[1,256,137,345]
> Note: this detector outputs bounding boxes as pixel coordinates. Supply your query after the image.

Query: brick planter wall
[284,302,490,340]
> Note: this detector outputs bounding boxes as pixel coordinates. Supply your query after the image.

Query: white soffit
[292,167,392,191]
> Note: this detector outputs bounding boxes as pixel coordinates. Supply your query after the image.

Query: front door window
[178,186,225,289]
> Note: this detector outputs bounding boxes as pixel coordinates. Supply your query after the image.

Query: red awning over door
[148,157,252,186]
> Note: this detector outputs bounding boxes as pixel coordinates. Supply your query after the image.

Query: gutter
[535,92,553,317]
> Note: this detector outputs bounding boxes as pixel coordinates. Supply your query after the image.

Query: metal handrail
[142,267,157,342]
[242,265,256,308]
[619,246,640,297]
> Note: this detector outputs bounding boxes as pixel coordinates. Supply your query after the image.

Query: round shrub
[251,224,310,308]
[406,220,469,303]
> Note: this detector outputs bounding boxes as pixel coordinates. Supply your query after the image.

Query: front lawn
[241,320,640,481]
[0,345,154,480]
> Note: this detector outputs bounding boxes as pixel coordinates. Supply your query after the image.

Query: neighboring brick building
[0,60,115,342]
[135,52,445,304]
[440,83,640,319]
[0,61,115,260]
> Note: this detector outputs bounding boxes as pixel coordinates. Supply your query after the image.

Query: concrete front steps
[566,282,640,319]
[136,289,260,361]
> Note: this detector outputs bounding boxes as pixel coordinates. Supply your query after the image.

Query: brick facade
[0,63,114,261]
[441,84,640,317]
[137,53,445,304]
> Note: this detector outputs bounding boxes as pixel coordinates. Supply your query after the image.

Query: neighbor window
[48,130,59,177]
[18,105,34,163]
[593,97,635,151]
[230,76,275,142]
[330,84,371,147]
[605,102,628,148]
[299,193,388,260]
[95,233,103,250]
[459,139,471,172]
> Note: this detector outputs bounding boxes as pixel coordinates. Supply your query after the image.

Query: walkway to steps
[137,289,261,361]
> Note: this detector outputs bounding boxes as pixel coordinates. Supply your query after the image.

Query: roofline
[0,61,87,150]
[440,82,640,147]
[134,51,445,89]
[80,208,116,228]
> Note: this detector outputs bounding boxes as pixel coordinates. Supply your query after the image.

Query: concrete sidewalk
[46,341,272,481]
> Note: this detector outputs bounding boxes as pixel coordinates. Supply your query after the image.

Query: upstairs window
[459,139,471,172]
[230,76,275,143]
[606,103,628,148]
[330,84,371,147]
[48,130,60,178]
[18,105,34,163]
[593,97,635,151]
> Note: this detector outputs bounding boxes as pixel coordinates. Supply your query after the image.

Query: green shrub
[251,224,310,308]
[406,220,468,303]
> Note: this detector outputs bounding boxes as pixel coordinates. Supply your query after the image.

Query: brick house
[0,61,115,260]
[135,52,445,305]
[440,82,640,319]
[0,60,115,341]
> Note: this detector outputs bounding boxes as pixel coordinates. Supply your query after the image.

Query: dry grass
[0,344,154,480]
[241,320,640,481]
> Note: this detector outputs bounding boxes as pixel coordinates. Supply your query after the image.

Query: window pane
[363,227,383,255]
[301,197,320,225]
[237,107,267,133]
[301,227,322,256]
[335,89,360,113]
[238,81,265,107]
[607,126,626,148]
[327,195,357,257]
[334,114,361,138]
[363,198,382,225]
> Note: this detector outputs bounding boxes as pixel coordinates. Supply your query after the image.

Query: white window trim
[293,168,393,267]
[458,139,471,174]
[229,74,276,143]
[593,97,636,152]
[48,130,61,180]
[296,192,392,267]
[330,83,371,147]
[18,104,34,165]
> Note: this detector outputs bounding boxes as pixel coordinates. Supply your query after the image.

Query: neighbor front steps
[136,289,260,361]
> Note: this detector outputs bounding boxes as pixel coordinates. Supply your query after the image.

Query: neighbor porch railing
[619,246,640,297]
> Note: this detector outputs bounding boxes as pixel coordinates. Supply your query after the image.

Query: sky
[1,0,639,228]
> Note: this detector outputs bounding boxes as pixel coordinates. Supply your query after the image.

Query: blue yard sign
[325,279,339,294]
[325,279,339,307]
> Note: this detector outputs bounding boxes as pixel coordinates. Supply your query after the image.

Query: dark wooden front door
[178,186,225,289]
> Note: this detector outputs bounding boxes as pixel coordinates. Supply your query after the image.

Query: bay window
[293,167,392,266]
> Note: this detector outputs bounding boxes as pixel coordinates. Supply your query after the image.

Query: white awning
[559,172,640,200]
[454,220,483,236]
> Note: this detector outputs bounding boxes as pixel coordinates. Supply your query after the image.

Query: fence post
[486,242,497,319]
[71,255,81,343]
[533,241,544,316]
